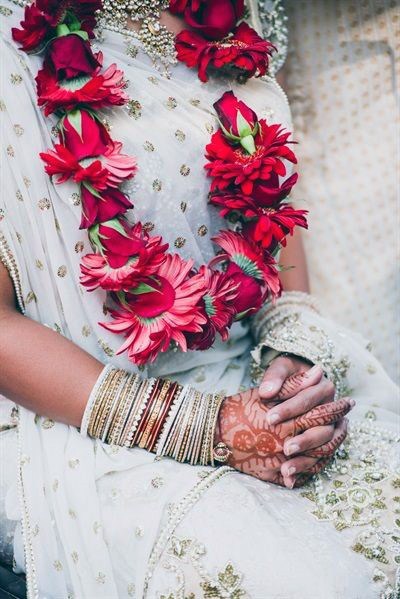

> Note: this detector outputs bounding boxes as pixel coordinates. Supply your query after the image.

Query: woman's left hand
[258,354,352,488]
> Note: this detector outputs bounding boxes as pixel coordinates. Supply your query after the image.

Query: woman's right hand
[215,387,352,487]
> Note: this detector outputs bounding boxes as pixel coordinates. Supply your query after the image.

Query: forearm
[0,305,103,427]
[279,229,310,293]
[0,264,102,426]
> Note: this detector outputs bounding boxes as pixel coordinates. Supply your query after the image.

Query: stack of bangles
[80,365,229,466]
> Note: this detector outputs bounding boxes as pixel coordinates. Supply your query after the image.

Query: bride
[0,1,398,597]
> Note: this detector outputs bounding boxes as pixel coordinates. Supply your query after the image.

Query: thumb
[259,356,294,400]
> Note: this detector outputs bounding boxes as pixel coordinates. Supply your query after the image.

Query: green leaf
[130,282,158,295]
[73,30,89,41]
[88,224,104,253]
[240,134,256,155]
[101,218,130,238]
[82,181,103,199]
[236,112,252,138]
[56,24,70,37]
[67,108,83,139]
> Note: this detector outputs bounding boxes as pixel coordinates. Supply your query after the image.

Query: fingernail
[288,478,296,490]
[287,466,296,476]
[285,443,300,456]
[267,412,280,425]
[260,381,277,394]
[349,399,356,408]
[305,364,321,378]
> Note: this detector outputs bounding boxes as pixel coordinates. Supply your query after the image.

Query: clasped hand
[216,355,353,488]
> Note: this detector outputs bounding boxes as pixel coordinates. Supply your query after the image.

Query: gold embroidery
[174,237,186,249]
[165,97,177,109]
[71,192,81,206]
[98,338,115,357]
[38,197,51,211]
[82,325,91,337]
[180,165,190,176]
[152,179,162,192]
[302,419,399,596]
[16,190,23,202]
[143,141,155,152]
[127,99,142,119]
[75,241,84,253]
[175,130,186,142]
[10,73,22,85]
[7,145,15,157]
[180,202,187,213]
[143,221,155,232]
[0,6,13,16]
[13,124,24,136]
[198,225,208,237]
[57,265,67,277]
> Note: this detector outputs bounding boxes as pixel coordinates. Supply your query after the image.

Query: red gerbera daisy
[186,265,239,350]
[36,56,128,116]
[205,120,297,195]
[211,230,281,302]
[80,220,168,291]
[101,254,207,365]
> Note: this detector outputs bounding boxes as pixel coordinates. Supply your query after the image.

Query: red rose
[175,22,275,82]
[36,54,128,116]
[61,110,111,160]
[225,262,264,316]
[214,91,258,140]
[47,35,101,80]
[80,185,132,229]
[181,0,244,40]
[12,0,102,53]
[169,0,190,12]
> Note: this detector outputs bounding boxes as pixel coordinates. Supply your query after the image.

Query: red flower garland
[11,2,307,365]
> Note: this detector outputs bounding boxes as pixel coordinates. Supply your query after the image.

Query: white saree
[0,1,399,597]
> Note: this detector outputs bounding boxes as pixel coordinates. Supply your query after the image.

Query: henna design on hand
[218,389,353,487]
[304,418,348,458]
[293,398,352,434]
[276,371,307,400]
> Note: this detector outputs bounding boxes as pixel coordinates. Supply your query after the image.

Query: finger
[267,377,335,425]
[281,455,319,479]
[283,424,335,457]
[259,356,295,400]
[276,364,324,401]
[304,418,348,458]
[293,458,332,488]
[293,397,355,433]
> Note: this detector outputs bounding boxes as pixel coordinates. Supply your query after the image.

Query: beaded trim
[16,410,39,599]
[143,465,233,595]
[0,231,25,313]
[256,0,288,75]
[250,292,350,397]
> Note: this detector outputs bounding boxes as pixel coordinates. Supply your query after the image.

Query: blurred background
[283,0,399,383]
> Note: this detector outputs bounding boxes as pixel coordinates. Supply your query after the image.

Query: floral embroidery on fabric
[301,418,400,598]
[160,535,248,599]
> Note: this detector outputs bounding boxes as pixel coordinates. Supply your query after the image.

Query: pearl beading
[0,232,25,313]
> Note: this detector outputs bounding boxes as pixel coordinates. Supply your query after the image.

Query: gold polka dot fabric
[285,0,399,382]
